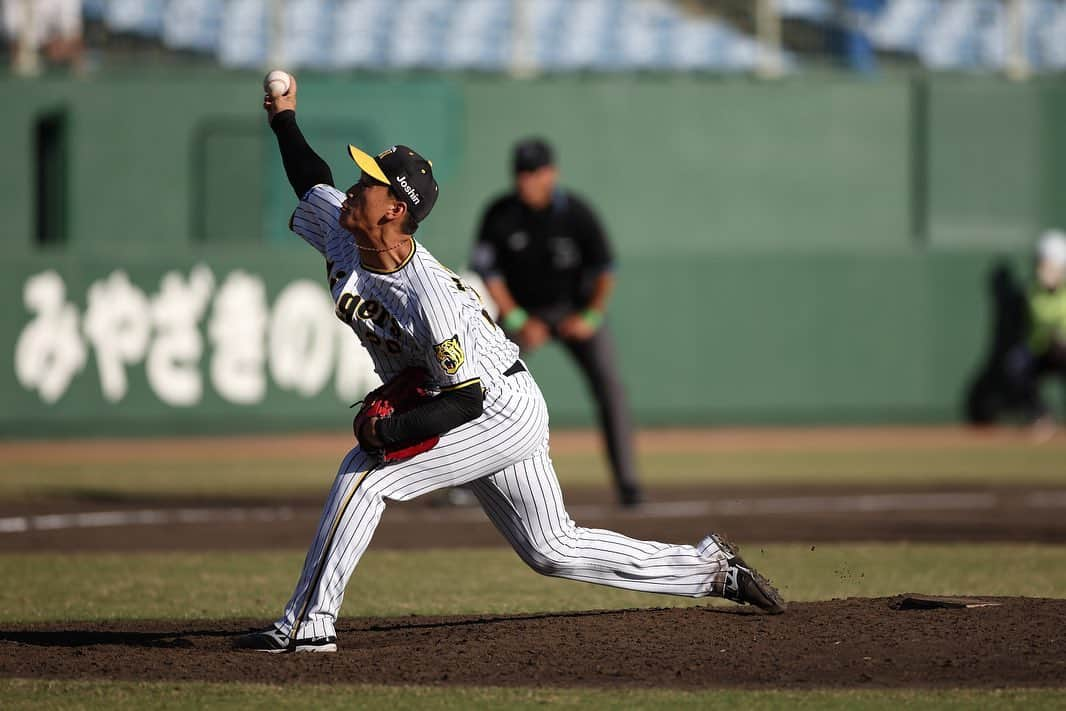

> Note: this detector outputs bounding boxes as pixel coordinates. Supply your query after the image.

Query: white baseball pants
[274,371,732,640]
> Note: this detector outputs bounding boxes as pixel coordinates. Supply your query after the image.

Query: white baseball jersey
[273,184,734,642]
[292,185,519,393]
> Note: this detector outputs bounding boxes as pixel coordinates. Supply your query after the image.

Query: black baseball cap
[348,144,439,222]
[512,138,554,174]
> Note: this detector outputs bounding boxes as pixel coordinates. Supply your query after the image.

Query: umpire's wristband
[502,307,528,332]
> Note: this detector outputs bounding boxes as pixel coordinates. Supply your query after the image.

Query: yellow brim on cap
[347,145,390,184]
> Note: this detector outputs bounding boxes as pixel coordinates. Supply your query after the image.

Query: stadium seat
[616,0,678,70]
[868,0,942,53]
[722,30,765,72]
[970,0,1058,71]
[553,0,619,70]
[441,0,512,70]
[1017,0,1061,70]
[670,18,736,71]
[105,0,166,36]
[277,0,333,68]
[384,0,449,69]
[777,0,835,23]
[523,0,569,70]
[87,0,1066,76]
[163,0,223,53]
[330,0,391,68]
[218,0,269,68]
[1038,1,1066,69]
[917,0,991,70]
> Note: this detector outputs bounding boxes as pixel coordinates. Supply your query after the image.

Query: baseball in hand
[263,70,292,98]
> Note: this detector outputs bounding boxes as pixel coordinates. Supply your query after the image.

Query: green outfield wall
[2,72,1061,435]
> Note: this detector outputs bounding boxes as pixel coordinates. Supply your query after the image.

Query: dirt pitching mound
[2,597,1063,689]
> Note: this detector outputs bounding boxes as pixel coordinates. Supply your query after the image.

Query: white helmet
[1037,229,1066,267]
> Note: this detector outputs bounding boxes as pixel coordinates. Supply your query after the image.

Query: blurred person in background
[2,0,84,75]
[1005,230,1066,429]
[964,261,1029,426]
[470,138,644,508]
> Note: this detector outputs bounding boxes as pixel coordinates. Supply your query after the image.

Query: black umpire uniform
[470,139,644,506]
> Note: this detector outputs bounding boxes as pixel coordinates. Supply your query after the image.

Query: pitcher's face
[340,173,398,234]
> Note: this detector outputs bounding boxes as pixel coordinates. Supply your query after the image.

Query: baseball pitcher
[235,73,784,653]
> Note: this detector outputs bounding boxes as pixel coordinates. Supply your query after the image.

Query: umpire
[470,138,644,507]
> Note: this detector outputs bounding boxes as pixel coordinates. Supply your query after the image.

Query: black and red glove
[352,367,440,463]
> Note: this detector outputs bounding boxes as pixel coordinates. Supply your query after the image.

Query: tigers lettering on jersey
[335,291,404,354]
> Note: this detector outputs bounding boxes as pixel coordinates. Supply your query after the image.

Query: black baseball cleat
[233,626,338,653]
[708,533,787,614]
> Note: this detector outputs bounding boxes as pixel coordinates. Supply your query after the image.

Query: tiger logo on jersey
[433,335,465,375]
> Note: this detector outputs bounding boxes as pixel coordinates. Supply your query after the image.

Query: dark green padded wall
[0,72,1054,434]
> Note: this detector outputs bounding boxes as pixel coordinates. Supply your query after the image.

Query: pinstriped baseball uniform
[274,185,735,641]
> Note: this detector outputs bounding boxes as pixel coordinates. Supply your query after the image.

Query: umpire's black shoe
[709,533,787,615]
[233,626,338,653]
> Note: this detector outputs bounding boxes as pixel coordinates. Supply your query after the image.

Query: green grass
[2,436,1062,708]
[2,543,1064,623]
[2,680,1064,710]
[1,444,1063,500]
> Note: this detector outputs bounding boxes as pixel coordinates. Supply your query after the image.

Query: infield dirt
[1,598,1063,688]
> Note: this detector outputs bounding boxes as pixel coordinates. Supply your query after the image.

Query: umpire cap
[512,137,554,174]
[348,144,439,222]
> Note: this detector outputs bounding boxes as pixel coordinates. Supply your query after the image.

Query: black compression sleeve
[375,383,484,447]
[270,110,334,197]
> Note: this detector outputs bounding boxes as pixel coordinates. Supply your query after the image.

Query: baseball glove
[352,367,440,463]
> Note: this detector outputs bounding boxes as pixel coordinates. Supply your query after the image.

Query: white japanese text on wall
[14,267,380,407]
